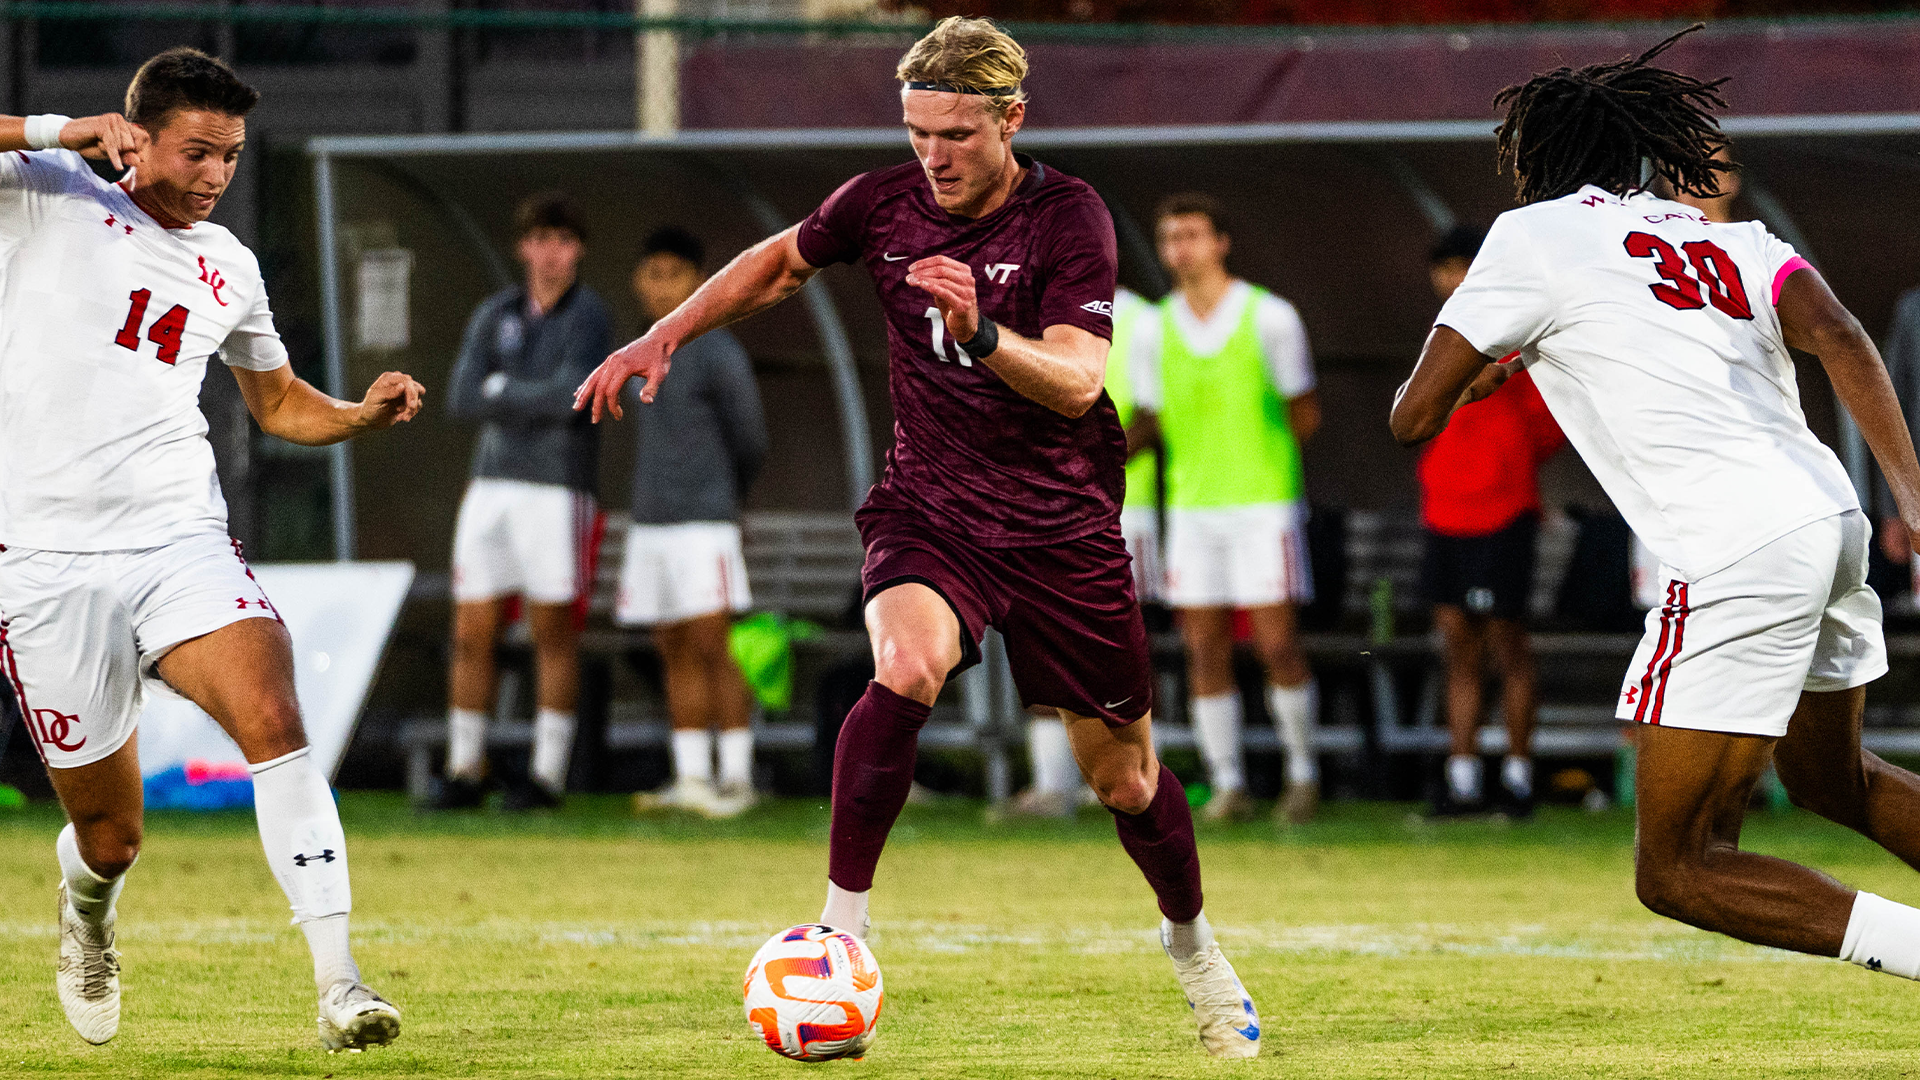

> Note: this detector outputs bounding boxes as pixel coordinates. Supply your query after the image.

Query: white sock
[1503,755,1534,800]
[672,728,713,785]
[1447,754,1483,803]
[57,822,127,932]
[530,708,576,793]
[717,727,754,788]
[250,748,359,993]
[1191,693,1245,793]
[1162,910,1215,965]
[1028,716,1078,795]
[1269,680,1320,785]
[446,707,486,779]
[822,881,870,938]
[1841,891,1920,978]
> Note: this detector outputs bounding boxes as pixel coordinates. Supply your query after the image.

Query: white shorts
[1165,502,1314,609]
[0,532,279,769]
[615,521,751,626]
[1119,506,1163,605]
[451,478,596,605]
[1615,510,1886,738]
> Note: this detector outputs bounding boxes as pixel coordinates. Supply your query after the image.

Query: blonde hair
[896,17,1029,120]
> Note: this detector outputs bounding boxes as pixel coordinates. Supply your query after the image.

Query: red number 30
[1623,232,1754,321]
[113,288,191,365]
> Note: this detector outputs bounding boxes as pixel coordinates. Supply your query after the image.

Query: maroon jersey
[796,155,1124,547]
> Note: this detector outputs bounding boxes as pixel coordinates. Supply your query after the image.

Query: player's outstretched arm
[1779,269,1920,548]
[574,225,818,422]
[1390,325,1511,446]
[0,113,147,172]
[231,364,425,446]
[908,255,1107,418]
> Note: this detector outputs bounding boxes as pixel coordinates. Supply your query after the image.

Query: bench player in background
[623,226,768,819]
[1393,28,1920,985]
[0,48,419,1048]
[440,192,611,812]
[578,17,1261,1059]
[1129,193,1323,825]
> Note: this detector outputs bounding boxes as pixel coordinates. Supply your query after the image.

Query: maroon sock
[1110,763,1205,923]
[827,681,932,892]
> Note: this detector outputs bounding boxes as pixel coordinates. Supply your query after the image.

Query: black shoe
[1493,787,1536,821]
[427,775,488,811]
[1421,792,1489,820]
[501,780,563,812]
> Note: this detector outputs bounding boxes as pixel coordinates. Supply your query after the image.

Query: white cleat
[56,882,121,1045]
[1164,931,1260,1059]
[317,980,401,1052]
[704,781,759,820]
[632,776,717,816]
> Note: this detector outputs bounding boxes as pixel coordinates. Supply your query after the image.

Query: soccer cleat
[427,774,488,811]
[1201,787,1255,824]
[1002,788,1075,819]
[56,882,121,1045]
[501,779,563,813]
[705,781,759,820]
[1164,929,1260,1059]
[317,980,401,1052]
[1277,780,1319,826]
[632,776,717,815]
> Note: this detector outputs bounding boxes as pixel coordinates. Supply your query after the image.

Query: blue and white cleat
[1163,929,1260,1059]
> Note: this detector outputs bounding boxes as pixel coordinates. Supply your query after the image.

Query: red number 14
[113,288,190,365]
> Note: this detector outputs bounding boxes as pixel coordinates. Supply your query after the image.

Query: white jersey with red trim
[1437,184,1856,581]
[0,149,288,552]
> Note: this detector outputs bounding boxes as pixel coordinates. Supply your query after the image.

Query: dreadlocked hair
[1494,25,1735,206]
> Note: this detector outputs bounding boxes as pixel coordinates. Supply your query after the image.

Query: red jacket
[1418,369,1567,537]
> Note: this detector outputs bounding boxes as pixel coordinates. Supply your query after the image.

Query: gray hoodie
[628,327,769,524]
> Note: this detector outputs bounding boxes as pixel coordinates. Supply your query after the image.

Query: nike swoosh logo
[1103,697,1132,710]
[882,252,908,262]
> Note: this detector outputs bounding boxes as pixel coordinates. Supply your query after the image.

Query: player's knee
[1634,856,1708,923]
[1094,768,1157,815]
[243,697,310,760]
[873,647,947,705]
[76,817,142,879]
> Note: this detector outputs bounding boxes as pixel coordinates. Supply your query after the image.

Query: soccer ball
[743,924,884,1061]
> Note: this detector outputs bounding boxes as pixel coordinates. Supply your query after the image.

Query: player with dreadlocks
[1394,26,1920,980]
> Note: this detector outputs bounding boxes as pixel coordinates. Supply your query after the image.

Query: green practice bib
[1106,292,1156,510]
[1157,285,1304,509]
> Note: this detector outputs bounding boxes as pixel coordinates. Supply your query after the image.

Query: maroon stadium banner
[682,21,1920,129]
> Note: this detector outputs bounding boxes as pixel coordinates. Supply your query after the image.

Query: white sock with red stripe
[446,707,486,780]
[530,708,576,794]
[1268,680,1319,785]
[1841,891,1920,978]
[1191,693,1245,794]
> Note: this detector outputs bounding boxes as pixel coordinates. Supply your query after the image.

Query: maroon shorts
[856,505,1153,725]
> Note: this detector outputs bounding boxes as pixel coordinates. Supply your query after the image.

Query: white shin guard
[251,748,352,922]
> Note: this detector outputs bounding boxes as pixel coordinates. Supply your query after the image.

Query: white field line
[0,918,1813,963]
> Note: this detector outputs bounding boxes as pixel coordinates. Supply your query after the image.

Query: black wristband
[958,317,1000,360]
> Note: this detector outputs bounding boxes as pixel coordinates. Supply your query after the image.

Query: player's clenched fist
[574,333,672,422]
[56,113,148,174]
[357,371,425,429]
[906,255,980,344]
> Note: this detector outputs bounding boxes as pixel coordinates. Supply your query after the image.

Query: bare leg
[448,599,505,713]
[1179,606,1247,809]
[1486,617,1536,760]
[1246,602,1319,817]
[45,736,144,880]
[1244,603,1310,689]
[1434,604,1485,760]
[1634,722,1854,954]
[1179,606,1235,698]
[1774,686,1920,870]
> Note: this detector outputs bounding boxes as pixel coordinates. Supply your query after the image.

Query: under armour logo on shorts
[293,849,337,866]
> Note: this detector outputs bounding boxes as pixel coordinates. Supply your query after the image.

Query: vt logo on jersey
[982,262,1021,284]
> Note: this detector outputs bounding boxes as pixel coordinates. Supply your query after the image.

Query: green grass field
[4,793,1920,1078]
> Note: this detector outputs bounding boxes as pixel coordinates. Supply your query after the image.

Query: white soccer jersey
[1437,184,1856,581]
[0,149,288,552]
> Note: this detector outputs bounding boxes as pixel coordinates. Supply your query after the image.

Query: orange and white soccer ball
[743,924,884,1061]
